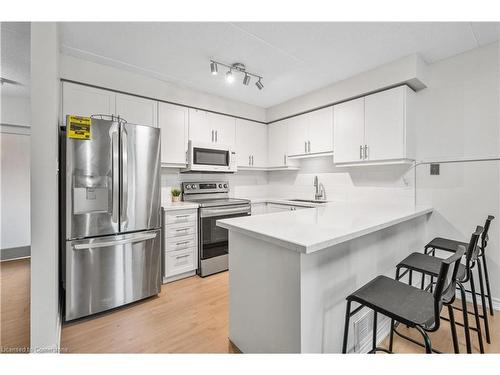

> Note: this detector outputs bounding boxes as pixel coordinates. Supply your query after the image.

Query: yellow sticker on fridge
[68,115,91,140]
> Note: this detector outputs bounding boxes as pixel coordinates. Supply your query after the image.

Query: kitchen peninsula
[217,202,433,353]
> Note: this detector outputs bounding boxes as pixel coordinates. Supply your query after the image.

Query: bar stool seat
[348,275,436,329]
[399,252,466,280]
[426,237,473,254]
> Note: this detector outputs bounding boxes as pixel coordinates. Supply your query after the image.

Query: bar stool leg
[469,272,485,353]
[342,301,352,354]
[389,319,395,352]
[476,259,491,343]
[415,326,432,354]
[372,311,378,353]
[458,282,472,353]
[481,254,495,316]
[447,305,460,353]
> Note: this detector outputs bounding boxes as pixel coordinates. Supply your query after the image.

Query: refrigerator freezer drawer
[65,229,161,321]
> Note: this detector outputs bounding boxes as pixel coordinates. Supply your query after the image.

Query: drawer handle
[176,241,190,246]
[175,215,189,219]
[176,254,190,259]
[175,228,189,232]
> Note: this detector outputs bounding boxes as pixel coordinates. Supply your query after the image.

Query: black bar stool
[342,247,465,354]
[424,216,495,340]
[395,226,484,353]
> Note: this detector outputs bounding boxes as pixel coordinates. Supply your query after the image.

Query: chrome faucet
[314,176,326,201]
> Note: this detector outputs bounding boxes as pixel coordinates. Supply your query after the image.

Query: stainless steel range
[182,181,250,277]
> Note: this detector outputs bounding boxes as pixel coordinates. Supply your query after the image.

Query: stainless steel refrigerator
[60,116,161,321]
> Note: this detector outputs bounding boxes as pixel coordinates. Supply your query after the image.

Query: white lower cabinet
[163,208,198,283]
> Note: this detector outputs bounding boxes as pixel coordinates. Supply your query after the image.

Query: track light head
[210,61,218,75]
[243,73,251,86]
[255,78,264,90]
[225,69,234,83]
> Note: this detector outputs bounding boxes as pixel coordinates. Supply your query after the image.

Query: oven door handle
[200,206,251,218]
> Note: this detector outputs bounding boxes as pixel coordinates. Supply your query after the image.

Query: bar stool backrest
[432,246,466,330]
[464,226,484,271]
[481,215,495,251]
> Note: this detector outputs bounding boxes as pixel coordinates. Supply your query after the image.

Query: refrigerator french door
[62,117,161,321]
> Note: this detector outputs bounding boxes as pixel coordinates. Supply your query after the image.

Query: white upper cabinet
[115,93,158,127]
[267,120,289,167]
[62,82,115,125]
[307,107,333,154]
[333,86,415,165]
[235,119,267,168]
[287,116,308,156]
[188,109,235,146]
[333,98,365,164]
[210,112,235,146]
[159,102,189,167]
[286,107,333,157]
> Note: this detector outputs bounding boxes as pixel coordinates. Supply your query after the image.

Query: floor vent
[353,309,390,353]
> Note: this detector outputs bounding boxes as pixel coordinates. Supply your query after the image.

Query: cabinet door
[287,115,308,156]
[267,120,288,167]
[115,93,158,127]
[307,107,333,154]
[333,98,365,164]
[364,86,405,161]
[62,82,115,125]
[210,112,235,146]
[159,103,188,166]
[188,109,212,143]
[236,119,268,168]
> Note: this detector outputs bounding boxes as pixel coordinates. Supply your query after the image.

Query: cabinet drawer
[165,210,197,224]
[165,222,196,239]
[166,235,196,252]
[165,247,196,277]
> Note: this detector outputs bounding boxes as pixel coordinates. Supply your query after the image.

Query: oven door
[199,205,251,260]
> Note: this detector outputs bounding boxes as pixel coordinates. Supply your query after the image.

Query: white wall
[30,22,61,352]
[415,41,500,303]
[59,54,266,122]
[1,95,31,127]
[266,54,428,122]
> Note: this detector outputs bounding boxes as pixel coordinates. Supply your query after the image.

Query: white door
[159,102,189,166]
[210,112,235,146]
[307,107,333,154]
[364,86,405,161]
[333,98,365,164]
[267,120,288,167]
[115,93,158,127]
[62,82,115,125]
[188,109,212,143]
[287,115,308,156]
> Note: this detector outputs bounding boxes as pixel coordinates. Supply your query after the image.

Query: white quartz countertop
[162,201,199,211]
[249,197,332,208]
[217,202,433,254]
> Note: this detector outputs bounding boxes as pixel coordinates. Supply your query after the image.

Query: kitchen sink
[289,199,329,204]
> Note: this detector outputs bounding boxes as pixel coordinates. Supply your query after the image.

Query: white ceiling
[1,22,30,97]
[6,22,500,107]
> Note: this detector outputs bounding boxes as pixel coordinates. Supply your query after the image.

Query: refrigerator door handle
[73,232,158,250]
[111,131,119,223]
[121,129,128,223]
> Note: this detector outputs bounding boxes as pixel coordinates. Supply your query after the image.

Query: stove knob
[191,184,197,190]
[218,184,223,188]
[185,185,191,190]
[223,184,228,189]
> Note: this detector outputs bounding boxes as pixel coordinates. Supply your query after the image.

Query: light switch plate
[430,163,440,175]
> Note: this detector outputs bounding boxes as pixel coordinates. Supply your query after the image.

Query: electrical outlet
[430,163,440,175]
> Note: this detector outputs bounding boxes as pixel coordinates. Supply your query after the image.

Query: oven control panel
[182,181,229,194]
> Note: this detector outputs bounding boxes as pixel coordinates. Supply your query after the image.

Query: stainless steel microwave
[182,140,237,173]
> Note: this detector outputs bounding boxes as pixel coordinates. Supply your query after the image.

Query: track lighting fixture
[210,61,218,75]
[209,60,263,90]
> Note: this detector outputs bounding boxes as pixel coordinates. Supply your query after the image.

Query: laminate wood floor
[1,258,499,353]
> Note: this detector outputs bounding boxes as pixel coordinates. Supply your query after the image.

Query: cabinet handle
[364,145,368,160]
[211,130,214,142]
[215,130,218,142]
[175,228,189,232]
[249,155,251,166]
[175,215,189,219]
[359,145,363,160]
[252,155,254,166]
[304,141,307,153]
[176,254,190,259]
[308,140,311,153]
[176,241,190,246]
[283,154,287,166]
